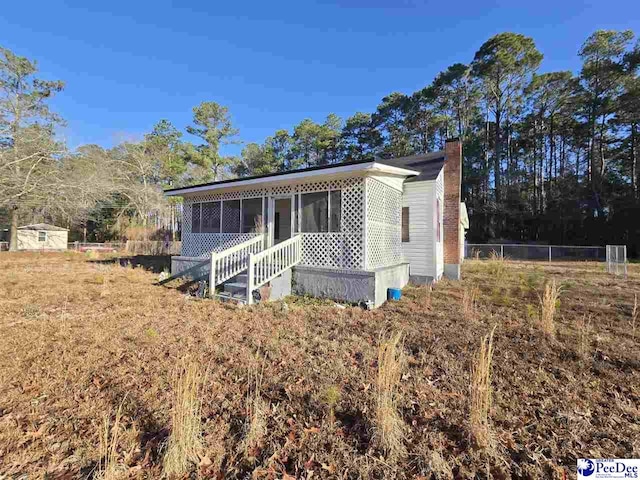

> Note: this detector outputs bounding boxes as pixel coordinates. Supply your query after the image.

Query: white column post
[548,246,552,263]
[362,178,369,270]
[500,244,504,259]
[209,251,217,298]
[246,252,254,305]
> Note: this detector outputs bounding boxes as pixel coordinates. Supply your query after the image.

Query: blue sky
[1,0,638,155]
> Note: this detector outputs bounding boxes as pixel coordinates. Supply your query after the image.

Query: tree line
[1,29,639,255]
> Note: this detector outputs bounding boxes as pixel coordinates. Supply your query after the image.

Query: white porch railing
[209,235,264,296]
[246,235,302,304]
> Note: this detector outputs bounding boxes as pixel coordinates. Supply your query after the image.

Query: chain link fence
[465,243,606,262]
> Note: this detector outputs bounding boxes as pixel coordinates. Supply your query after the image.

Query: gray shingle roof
[377,151,445,182]
[18,223,68,231]
[164,150,446,195]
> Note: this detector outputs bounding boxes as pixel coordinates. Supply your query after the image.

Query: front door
[270,196,293,245]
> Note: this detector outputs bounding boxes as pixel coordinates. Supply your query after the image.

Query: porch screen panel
[301,192,328,233]
[242,198,263,233]
[222,200,240,233]
[330,190,341,232]
[293,194,299,233]
[191,203,201,233]
[201,202,221,233]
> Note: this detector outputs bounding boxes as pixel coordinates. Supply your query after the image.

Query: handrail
[209,235,264,296]
[246,235,302,304]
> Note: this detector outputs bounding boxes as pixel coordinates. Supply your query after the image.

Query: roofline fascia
[165,162,419,197]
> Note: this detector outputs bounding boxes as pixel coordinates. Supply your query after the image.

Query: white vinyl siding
[401,180,435,278]
[17,230,68,250]
[401,171,444,279]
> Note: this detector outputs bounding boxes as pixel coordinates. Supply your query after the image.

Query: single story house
[165,138,465,307]
[16,224,68,251]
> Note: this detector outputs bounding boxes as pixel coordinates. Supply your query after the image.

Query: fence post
[246,253,254,305]
[549,246,552,263]
[209,252,217,298]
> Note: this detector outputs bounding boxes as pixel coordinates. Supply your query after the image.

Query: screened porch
[173,163,416,272]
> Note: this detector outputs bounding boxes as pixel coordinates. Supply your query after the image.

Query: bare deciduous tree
[0,46,66,250]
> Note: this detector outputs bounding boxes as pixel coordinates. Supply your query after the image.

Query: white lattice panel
[182,177,366,269]
[182,233,262,257]
[300,233,363,269]
[366,178,403,269]
[271,185,292,195]
[297,177,364,269]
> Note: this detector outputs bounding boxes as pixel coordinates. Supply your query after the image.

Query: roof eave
[165,161,418,197]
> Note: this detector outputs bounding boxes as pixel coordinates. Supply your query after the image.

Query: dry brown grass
[424,282,433,309]
[163,359,205,476]
[1,253,639,478]
[539,279,562,335]
[487,250,508,286]
[632,293,638,338]
[97,396,127,480]
[462,285,480,321]
[488,250,503,262]
[242,358,268,460]
[469,325,496,449]
[375,331,406,461]
[578,314,593,361]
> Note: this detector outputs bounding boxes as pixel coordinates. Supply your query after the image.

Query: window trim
[38,231,47,242]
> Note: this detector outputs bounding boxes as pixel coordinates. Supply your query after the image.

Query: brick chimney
[443,138,462,280]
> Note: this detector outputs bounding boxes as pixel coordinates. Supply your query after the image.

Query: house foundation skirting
[171,256,210,280]
[171,256,410,308]
[292,263,409,308]
[409,274,435,285]
[444,263,461,280]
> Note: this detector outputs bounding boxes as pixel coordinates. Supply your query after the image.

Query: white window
[402,207,409,242]
[436,199,442,243]
[38,231,47,242]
